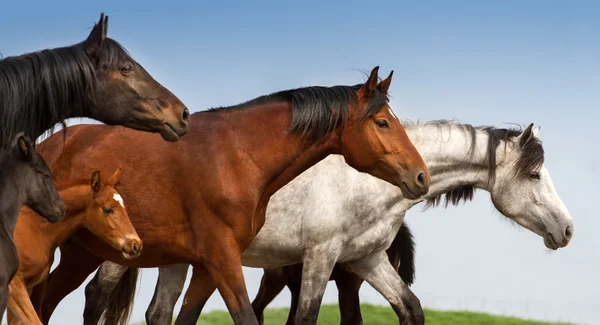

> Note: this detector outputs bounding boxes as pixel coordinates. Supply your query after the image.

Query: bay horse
[7,168,141,325]
[0,13,189,149]
[33,67,430,325]
[79,121,573,325]
[0,134,64,321]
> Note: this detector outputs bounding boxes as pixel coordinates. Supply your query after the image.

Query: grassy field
[137,304,574,325]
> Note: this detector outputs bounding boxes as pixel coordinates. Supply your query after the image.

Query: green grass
[136,304,574,325]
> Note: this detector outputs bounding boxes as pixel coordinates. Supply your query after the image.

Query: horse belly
[336,225,396,263]
[241,238,303,268]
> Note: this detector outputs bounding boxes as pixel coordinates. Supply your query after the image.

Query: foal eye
[375,120,389,128]
[529,172,541,180]
[103,207,115,214]
[120,63,134,73]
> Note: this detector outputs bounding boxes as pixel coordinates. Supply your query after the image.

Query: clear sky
[1,1,599,324]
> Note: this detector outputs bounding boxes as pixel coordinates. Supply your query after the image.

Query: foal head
[84,168,142,259]
[489,124,572,249]
[4,134,65,223]
[341,67,430,199]
[79,13,189,141]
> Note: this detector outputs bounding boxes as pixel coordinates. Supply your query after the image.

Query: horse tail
[99,267,139,325]
[395,221,416,286]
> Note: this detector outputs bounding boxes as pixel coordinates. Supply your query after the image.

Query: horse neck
[42,185,90,249]
[0,161,26,237]
[406,123,501,203]
[0,45,91,143]
[207,102,341,206]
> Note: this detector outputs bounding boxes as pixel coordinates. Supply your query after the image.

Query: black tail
[395,222,416,286]
[99,267,139,325]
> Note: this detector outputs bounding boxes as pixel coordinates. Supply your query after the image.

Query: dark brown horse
[0,134,64,321]
[35,67,430,325]
[0,13,189,149]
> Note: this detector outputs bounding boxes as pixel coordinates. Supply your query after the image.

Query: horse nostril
[416,172,426,187]
[182,107,190,122]
[565,226,573,239]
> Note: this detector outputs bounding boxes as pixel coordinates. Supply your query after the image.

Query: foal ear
[15,133,33,161]
[359,66,380,98]
[84,13,109,59]
[378,70,394,95]
[106,167,122,187]
[91,170,102,193]
[519,123,535,147]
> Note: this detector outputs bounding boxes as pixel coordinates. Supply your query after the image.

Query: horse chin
[543,233,559,250]
[159,123,181,142]
[121,250,138,260]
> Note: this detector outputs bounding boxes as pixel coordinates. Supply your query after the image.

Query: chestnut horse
[35,67,429,325]
[0,135,64,321]
[0,13,189,148]
[7,169,140,325]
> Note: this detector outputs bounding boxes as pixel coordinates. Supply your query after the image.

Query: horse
[0,12,189,149]
[6,168,141,325]
[30,67,430,325]
[76,121,573,325]
[0,134,64,321]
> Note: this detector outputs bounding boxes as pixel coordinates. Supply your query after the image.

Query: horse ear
[519,123,534,147]
[359,66,380,98]
[84,13,108,59]
[378,70,394,94]
[15,133,33,161]
[106,167,122,187]
[532,126,540,138]
[91,170,102,193]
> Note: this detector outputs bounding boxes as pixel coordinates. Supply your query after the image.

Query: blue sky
[1,1,599,324]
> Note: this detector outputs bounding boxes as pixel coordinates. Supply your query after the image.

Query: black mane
[0,38,129,148]
[412,120,545,209]
[207,84,389,140]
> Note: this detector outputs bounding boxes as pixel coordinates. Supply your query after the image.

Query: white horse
[59,121,573,325]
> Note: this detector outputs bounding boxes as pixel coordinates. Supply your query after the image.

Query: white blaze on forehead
[113,193,125,208]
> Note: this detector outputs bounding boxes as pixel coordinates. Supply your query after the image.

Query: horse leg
[251,268,287,325]
[283,264,303,325]
[41,242,103,324]
[29,280,46,318]
[174,265,216,325]
[185,241,258,325]
[0,235,19,323]
[83,261,129,325]
[146,264,188,325]
[293,248,338,325]
[346,252,424,325]
[333,266,364,325]
[8,276,43,325]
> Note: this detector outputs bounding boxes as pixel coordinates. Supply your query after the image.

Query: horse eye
[120,63,134,73]
[375,120,389,128]
[103,207,115,214]
[529,172,541,180]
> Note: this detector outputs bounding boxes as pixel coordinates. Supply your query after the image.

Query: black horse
[0,134,65,321]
